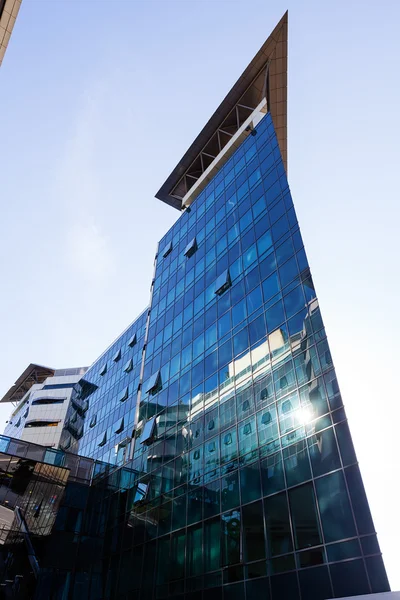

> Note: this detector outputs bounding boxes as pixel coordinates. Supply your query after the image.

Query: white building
[1,364,87,448]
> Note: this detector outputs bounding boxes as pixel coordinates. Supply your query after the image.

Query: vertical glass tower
[62,12,389,600]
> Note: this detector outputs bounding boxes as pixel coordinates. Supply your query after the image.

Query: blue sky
[1,0,399,589]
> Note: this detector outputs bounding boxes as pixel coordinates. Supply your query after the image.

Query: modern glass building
[0,11,391,600]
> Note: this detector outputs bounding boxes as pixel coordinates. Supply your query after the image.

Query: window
[89,415,97,428]
[99,363,107,377]
[128,333,137,347]
[280,376,288,389]
[113,348,121,362]
[261,412,272,425]
[63,436,72,450]
[145,370,161,394]
[208,441,216,453]
[140,417,156,445]
[184,237,197,258]
[120,386,129,402]
[243,423,252,435]
[115,418,124,434]
[31,397,65,406]
[215,269,231,295]
[224,433,232,445]
[25,420,60,428]
[134,482,148,504]
[193,450,200,460]
[260,388,268,400]
[123,359,133,373]
[208,419,215,431]
[15,418,21,428]
[242,400,250,412]
[98,432,107,447]
[163,241,172,257]
[23,408,29,419]
[282,400,292,413]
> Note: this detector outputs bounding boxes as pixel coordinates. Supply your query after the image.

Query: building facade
[2,365,88,449]
[0,12,391,600]
[0,0,22,66]
[49,14,390,599]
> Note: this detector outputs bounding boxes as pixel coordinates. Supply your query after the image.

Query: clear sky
[1,0,399,589]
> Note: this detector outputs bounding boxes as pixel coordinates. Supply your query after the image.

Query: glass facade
[50,112,388,599]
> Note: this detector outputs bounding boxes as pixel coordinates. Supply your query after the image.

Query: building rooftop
[0,364,55,404]
[155,11,287,210]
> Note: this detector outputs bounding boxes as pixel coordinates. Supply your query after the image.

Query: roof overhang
[0,364,55,404]
[155,11,288,210]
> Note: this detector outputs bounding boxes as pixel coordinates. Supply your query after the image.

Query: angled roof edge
[155,11,288,210]
[0,363,56,404]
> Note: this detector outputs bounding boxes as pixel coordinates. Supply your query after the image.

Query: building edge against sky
[0,0,22,66]
[0,10,393,600]
[2,365,88,449]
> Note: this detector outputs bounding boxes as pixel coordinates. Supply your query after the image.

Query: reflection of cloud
[66,221,113,283]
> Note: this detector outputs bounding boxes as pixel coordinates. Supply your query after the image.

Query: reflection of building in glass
[0,11,392,600]
[2,365,88,449]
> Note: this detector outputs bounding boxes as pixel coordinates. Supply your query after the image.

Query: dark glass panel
[308,427,341,477]
[245,577,270,599]
[315,471,356,543]
[240,462,261,504]
[264,492,293,556]
[187,524,203,577]
[297,548,325,568]
[330,559,370,597]
[345,464,375,535]
[221,472,240,512]
[335,421,357,466]
[204,517,221,572]
[326,539,361,562]
[204,479,220,519]
[245,561,267,579]
[221,510,241,566]
[289,483,322,550]
[270,572,299,600]
[223,582,245,600]
[242,501,266,562]
[222,565,243,584]
[283,440,311,487]
[365,555,391,593]
[271,554,295,574]
[260,453,285,497]
[361,534,381,556]
[298,565,332,600]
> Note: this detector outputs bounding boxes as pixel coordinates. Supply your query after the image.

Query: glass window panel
[365,556,390,594]
[204,517,221,572]
[221,509,241,566]
[330,559,370,598]
[298,566,332,600]
[270,572,299,600]
[308,427,341,477]
[260,452,284,497]
[289,483,322,550]
[242,500,266,562]
[283,440,311,487]
[326,539,361,561]
[240,462,261,504]
[335,421,357,466]
[221,472,240,512]
[315,471,356,543]
[345,464,375,535]
[264,492,293,556]
[187,524,203,576]
[204,479,220,519]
